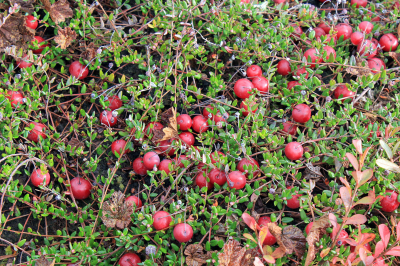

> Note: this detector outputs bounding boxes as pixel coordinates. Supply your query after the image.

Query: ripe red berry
[287,81,301,91]
[100,110,117,127]
[192,115,209,133]
[31,36,50,54]
[16,55,33,69]
[366,122,381,141]
[227,171,247,189]
[202,105,214,119]
[237,158,259,177]
[26,15,38,30]
[234,78,254,99]
[351,0,367,8]
[179,132,195,146]
[27,122,47,143]
[153,211,172,230]
[31,169,50,187]
[290,23,303,37]
[173,223,193,243]
[175,155,189,168]
[273,0,285,4]
[125,195,142,211]
[305,222,313,235]
[240,101,258,117]
[357,40,377,58]
[304,48,322,68]
[322,46,336,62]
[105,95,122,111]
[277,60,291,76]
[132,157,148,175]
[292,66,309,79]
[368,58,386,74]
[143,151,161,170]
[144,122,164,137]
[177,114,192,131]
[359,21,373,34]
[251,76,269,94]
[159,159,173,174]
[292,104,311,123]
[331,230,349,246]
[258,216,277,246]
[334,84,355,102]
[379,33,399,52]
[195,172,213,190]
[282,122,297,136]
[335,23,353,41]
[246,65,262,80]
[118,252,141,266]
[6,91,24,108]
[286,186,301,208]
[313,27,327,40]
[212,111,227,126]
[210,151,226,164]
[111,139,129,156]
[69,61,89,80]
[285,142,304,161]
[157,139,176,156]
[70,177,92,200]
[380,189,400,212]
[318,22,331,34]
[208,168,227,186]
[350,32,364,46]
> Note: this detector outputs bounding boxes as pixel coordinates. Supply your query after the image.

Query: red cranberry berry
[234,78,255,99]
[70,177,92,200]
[351,32,364,46]
[292,104,311,123]
[31,36,50,54]
[159,159,173,174]
[157,139,176,156]
[277,60,291,76]
[251,76,269,94]
[179,132,195,147]
[368,58,386,74]
[287,81,301,91]
[366,122,381,141]
[26,15,38,30]
[143,151,161,170]
[380,189,399,212]
[334,84,355,102]
[111,139,129,156]
[227,171,247,189]
[305,222,313,235]
[30,169,50,187]
[282,122,297,136]
[105,95,123,111]
[379,33,399,52]
[258,216,277,246]
[125,196,142,212]
[118,252,141,266]
[100,110,118,127]
[292,66,309,79]
[335,23,353,41]
[173,223,193,243]
[210,151,226,164]
[313,27,327,40]
[331,230,349,246]
[290,23,303,37]
[285,142,304,161]
[144,122,164,137]
[203,105,214,119]
[351,0,367,8]
[359,21,373,34]
[318,22,331,34]
[208,168,227,186]
[246,65,262,80]
[174,155,189,168]
[69,61,89,80]
[132,157,148,175]
[177,114,192,131]
[27,122,47,143]
[16,55,33,69]
[304,48,322,68]
[195,172,213,190]
[322,46,336,62]
[286,186,301,208]
[240,101,258,117]
[357,40,377,58]
[6,91,24,108]
[153,211,172,230]
[237,158,260,177]
[192,115,209,133]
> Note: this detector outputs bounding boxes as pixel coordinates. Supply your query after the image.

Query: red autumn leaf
[254,257,266,266]
[272,247,285,258]
[366,256,375,265]
[242,212,259,231]
[343,238,358,246]
[263,255,275,264]
[346,153,359,171]
[359,169,374,186]
[329,213,338,229]
[360,146,371,169]
[259,226,269,245]
[353,139,363,155]
[340,186,352,211]
[345,214,367,225]
[397,221,400,242]
[359,247,367,264]
[379,224,390,248]
[374,240,385,258]
[340,177,352,192]
[385,246,400,256]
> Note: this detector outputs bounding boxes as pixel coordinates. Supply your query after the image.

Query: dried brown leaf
[36,255,55,266]
[346,58,371,76]
[9,0,35,14]
[389,52,400,66]
[81,43,97,61]
[304,215,330,266]
[0,13,35,52]
[185,244,209,266]
[67,137,84,148]
[267,224,306,258]
[240,248,260,266]
[54,27,76,49]
[152,108,178,142]
[218,240,246,266]
[41,0,73,24]
[304,162,323,181]
[101,191,133,229]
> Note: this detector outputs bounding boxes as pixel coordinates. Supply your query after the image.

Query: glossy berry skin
[304,48,322,68]
[277,60,291,76]
[100,110,117,127]
[331,230,349,246]
[192,115,209,133]
[287,81,301,91]
[32,36,49,54]
[357,40,377,59]
[179,132,195,146]
[70,177,92,200]
[237,158,259,177]
[380,189,400,212]
[322,46,336,62]
[143,151,160,170]
[31,169,50,187]
[132,157,148,176]
[69,61,89,80]
[290,24,303,37]
[27,122,47,143]
[227,171,246,189]
[368,58,386,74]
[125,196,142,212]
[246,65,262,80]
[203,105,214,119]
[174,223,193,243]
[208,168,227,186]
[335,23,353,41]
[359,21,373,34]
[334,85,355,102]
[318,22,331,34]
[282,122,297,136]
[258,216,277,246]
[252,76,269,94]
[26,15,38,30]
[212,111,227,126]
[234,78,254,99]
[6,91,24,108]
[157,139,176,156]
[195,172,213,190]
[210,151,225,164]
[351,32,364,46]
[105,95,122,111]
[305,222,313,235]
[153,211,172,230]
[351,0,367,7]
[17,55,33,69]
[379,33,399,52]
[111,139,129,156]
[286,186,301,208]
[292,66,309,79]
[144,122,164,136]
[177,114,192,131]
[292,104,311,123]
[285,142,303,161]
[313,27,327,40]
[118,252,141,266]
[240,101,257,117]
[159,159,173,174]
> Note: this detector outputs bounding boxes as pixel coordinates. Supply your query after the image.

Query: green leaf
[379,140,393,159]
[17,239,26,247]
